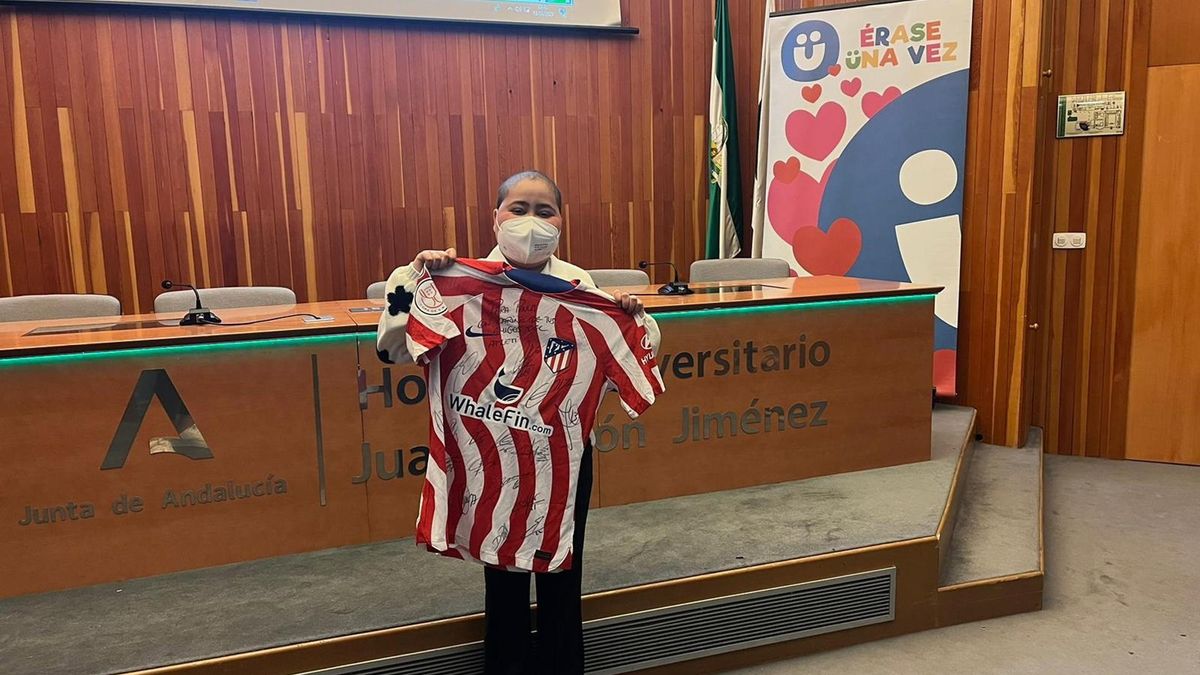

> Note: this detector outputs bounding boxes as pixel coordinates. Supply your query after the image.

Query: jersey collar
[485,247,581,293]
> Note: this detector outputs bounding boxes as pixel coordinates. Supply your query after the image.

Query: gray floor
[940,432,1042,586]
[0,407,974,675]
[732,454,1200,675]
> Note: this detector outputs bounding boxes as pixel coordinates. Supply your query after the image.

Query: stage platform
[0,406,1044,675]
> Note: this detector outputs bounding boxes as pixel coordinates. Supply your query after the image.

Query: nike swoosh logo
[465,327,497,338]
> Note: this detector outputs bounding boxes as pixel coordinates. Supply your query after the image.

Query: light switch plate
[1052,232,1087,249]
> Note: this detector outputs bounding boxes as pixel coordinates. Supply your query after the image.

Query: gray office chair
[153,286,297,314]
[0,294,122,323]
[366,281,387,300]
[688,258,792,283]
[588,269,650,288]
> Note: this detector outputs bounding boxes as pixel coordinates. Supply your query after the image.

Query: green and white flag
[750,0,776,257]
[706,0,743,259]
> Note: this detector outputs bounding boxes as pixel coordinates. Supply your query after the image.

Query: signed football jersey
[394,259,663,572]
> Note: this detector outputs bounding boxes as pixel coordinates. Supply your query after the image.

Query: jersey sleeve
[596,312,666,418]
[375,264,461,365]
[375,263,419,365]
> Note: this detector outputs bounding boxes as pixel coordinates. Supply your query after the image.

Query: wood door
[1124,64,1200,465]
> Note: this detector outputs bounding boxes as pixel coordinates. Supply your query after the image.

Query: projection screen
[22,0,624,29]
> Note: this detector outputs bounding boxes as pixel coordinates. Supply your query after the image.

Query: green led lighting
[0,331,365,369]
[2,295,934,368]
[652,293,936,321]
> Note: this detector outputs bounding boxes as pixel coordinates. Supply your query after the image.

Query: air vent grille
[303,568,895,675]
[302,642,484,675]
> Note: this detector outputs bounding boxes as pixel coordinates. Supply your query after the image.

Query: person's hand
[612,290,644,316]
[412,248,456,273]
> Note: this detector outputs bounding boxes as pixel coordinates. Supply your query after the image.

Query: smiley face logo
[781,20,840,83]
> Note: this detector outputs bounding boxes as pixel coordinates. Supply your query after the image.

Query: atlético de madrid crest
[543,338,576,373]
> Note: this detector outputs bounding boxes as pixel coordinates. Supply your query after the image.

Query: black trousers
[483,444,593,675]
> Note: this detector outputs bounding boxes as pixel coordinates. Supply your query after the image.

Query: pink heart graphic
[792,217,862,276]
[840,77,862,97]
[767,161,836,243]
[785,102,846,161]
[862,86,902,118]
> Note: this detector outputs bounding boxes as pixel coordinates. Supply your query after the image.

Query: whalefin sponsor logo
[492,368,525,404]
[448,393,553,436]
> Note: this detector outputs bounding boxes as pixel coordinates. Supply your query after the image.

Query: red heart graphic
[862,86,902,118]
[792,218,862,276]
[767,161,836,243]
[827,64,842,77]
[784,102,846,161]
[840,77,862,97]
[802,84,822,103]
[933,349,957,397]
[772,156,801,183]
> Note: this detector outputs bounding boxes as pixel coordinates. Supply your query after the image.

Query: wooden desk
[0,276,938,598]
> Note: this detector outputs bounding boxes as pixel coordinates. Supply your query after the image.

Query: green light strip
[652,293,936,321]
[0,331,364,368]
[1,294,934,368]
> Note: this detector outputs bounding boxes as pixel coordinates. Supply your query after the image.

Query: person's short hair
[495,170,563,211]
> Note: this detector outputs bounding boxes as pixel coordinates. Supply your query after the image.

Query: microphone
[161,280,222,326]
[638,260,693,296]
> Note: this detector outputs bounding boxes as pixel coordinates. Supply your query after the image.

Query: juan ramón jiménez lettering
[671,399,830,444]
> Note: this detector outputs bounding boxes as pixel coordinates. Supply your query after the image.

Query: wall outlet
[1052,232,1087,249]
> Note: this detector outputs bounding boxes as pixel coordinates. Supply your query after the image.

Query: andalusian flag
[750,0,776,257]
[706,0,743,259]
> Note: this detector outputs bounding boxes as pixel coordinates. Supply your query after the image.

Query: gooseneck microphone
[161,280,222,326]
[638,260,693,296]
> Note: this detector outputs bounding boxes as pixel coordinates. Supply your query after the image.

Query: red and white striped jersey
[392,258,664,572]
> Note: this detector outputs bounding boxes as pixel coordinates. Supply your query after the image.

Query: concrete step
[939,429,1043,587]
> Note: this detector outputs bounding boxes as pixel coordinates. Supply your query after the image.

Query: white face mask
[496,216,560,266]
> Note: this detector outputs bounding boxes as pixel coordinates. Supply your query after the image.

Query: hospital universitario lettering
[19,335,838,526]
[360,334,836,456]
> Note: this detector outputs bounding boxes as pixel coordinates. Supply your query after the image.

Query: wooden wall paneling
[0,0,1052,448]
[1106,0,1153,459]
[1028,0,1151,458]
[967,0,1043,447]
[1122,64,1200,464]
[1147,0,1200,67]
[1011,0,1048,443]
[1024,0,1058,445]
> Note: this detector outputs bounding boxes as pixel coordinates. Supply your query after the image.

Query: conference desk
[0,276,939,598]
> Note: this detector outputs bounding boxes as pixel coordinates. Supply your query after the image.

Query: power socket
[1052,232,1087,249]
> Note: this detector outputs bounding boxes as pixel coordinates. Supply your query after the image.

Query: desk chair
[588,269,651,288]
[0,294,122,323]
[154,286,297,313]
[688,258,792,283]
